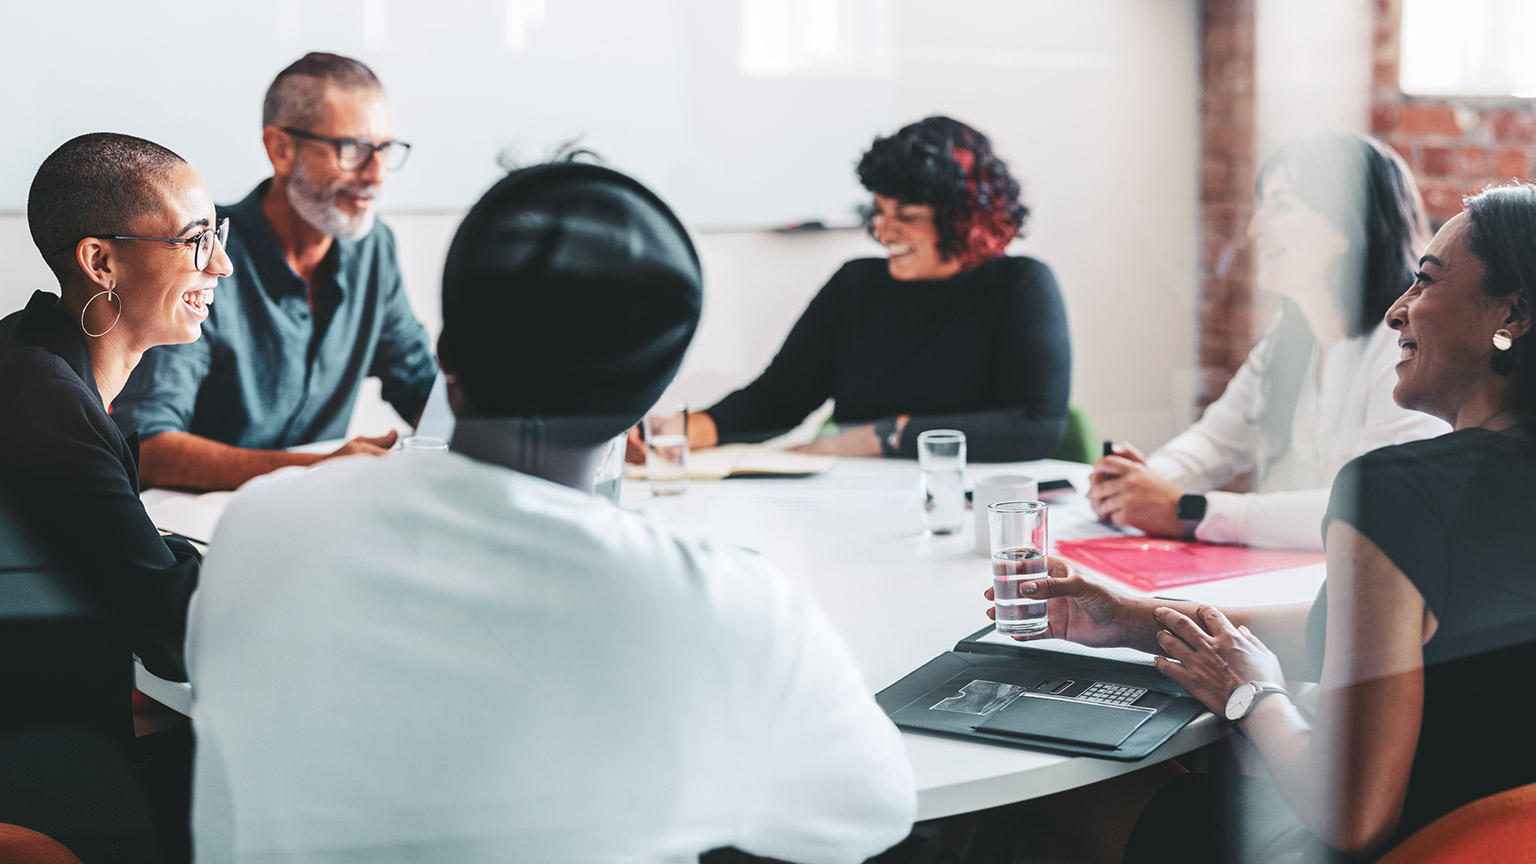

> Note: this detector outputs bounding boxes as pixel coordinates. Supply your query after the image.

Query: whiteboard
[0,0,900,228]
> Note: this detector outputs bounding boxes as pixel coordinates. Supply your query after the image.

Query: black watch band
[874,417,900,457]
[1176,493,1207,542]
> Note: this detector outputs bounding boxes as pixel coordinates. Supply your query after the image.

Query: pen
[1094,439,1123,529]
[1097,439,1119,481]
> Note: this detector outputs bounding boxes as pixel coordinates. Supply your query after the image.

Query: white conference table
[139,455,1326,822]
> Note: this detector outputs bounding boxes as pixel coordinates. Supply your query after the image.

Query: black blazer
[0,291,199,681]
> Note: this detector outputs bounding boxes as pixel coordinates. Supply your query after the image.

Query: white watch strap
[1232,681,1289,722]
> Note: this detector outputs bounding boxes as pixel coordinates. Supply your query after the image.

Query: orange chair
[1377,782,1536,864]
[0,824,85,864]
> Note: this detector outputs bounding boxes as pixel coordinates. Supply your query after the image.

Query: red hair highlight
[951,144,1017,269]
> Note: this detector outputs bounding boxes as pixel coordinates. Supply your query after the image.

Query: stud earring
[1492,328,1516,375]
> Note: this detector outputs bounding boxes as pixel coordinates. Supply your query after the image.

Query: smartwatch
[1224,681,1289,723]
[1176,493,1207,542]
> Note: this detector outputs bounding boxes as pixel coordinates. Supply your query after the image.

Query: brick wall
[1198,0,1258,411]
[1371,0,1536,226]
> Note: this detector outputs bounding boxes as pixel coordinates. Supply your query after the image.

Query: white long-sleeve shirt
[1148,312,1449,550]
[187,452,916,864]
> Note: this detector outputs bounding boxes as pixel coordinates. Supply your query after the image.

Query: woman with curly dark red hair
[689,116,1071,462]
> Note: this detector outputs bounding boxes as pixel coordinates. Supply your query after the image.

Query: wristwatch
[874,417,901,457]
[1176,493,1207,542]
[1224,680,1288,722]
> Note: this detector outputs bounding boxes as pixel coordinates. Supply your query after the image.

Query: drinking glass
[593,432,626,503]
[972,474,1038,555]
[988,500,1049,636]
[917,430,966,534]
[643,403,689,496]
[400,435,448,453]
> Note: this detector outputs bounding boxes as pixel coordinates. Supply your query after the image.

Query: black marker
[1093,439,1120,527]
[1097,439,1120,480]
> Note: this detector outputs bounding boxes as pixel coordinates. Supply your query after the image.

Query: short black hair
[439,160,702,440]
[262,52,383,128]
[1255,133,1428,339]
[1465,184,1536,429]
[856,116,1028,267]
[27,132,187,281]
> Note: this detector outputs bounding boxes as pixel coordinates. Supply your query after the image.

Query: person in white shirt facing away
[185,160,917,864]
[1088,133,1449,550]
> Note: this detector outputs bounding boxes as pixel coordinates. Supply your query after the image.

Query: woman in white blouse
[1088,133,1449,550]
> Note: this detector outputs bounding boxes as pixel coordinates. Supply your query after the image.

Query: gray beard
[288,164,377,240]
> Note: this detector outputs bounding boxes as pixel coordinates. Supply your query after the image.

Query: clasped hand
[786,424,882,456]
[1151,605,1285,715]
[1086,442,1184,538]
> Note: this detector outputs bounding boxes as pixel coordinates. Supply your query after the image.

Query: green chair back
[1049,404,1097,464]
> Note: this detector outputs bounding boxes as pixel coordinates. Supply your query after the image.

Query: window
[1400,0,1536,97]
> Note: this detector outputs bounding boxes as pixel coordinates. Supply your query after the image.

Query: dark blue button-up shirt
[112,181,435,448]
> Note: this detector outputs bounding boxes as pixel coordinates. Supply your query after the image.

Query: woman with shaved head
[0,131,233,862]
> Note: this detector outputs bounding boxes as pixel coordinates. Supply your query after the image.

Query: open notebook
[144,490,231,548]
[626,444,836,481]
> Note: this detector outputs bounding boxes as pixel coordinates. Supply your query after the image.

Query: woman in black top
[691,116,1070,462]
[986,184,1536,862]
[0,133,232,684]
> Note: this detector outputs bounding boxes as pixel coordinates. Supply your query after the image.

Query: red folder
[1053,537,1325,590]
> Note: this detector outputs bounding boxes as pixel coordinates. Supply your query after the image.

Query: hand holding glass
[989,500,1049,636]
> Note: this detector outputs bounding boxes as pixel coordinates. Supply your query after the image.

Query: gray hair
[262,52,383,128]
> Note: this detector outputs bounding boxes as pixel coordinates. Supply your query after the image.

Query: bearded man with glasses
[112,52,436,491]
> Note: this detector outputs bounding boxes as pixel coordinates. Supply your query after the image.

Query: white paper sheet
[972,628,1159,667]
[627,444,837,481]
[145,491,232,545]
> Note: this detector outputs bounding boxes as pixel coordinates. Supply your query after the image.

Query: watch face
[1225,683,1256,721]
[1177,494,1208,521]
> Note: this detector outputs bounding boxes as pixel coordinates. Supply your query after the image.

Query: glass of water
[917,429,966,534]
[643,403,690,496]
[988,500,1049,637]
[593,432,626,504]
[399,435,449,453]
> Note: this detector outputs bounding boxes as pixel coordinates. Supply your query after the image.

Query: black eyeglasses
[282,127,412,172]
[82,217,231,272]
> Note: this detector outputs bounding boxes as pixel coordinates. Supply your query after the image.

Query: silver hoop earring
[81,288,121,338]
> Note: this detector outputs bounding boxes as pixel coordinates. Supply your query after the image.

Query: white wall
[1256,0,1374,158]
[892,0,1202,448]
[1,0,1203,452]
[0,0,904,228]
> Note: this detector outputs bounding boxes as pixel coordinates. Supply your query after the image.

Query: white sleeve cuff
[1193,489,1328,551]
